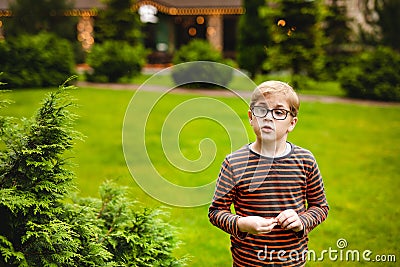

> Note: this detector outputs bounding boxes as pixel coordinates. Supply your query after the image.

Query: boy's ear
[248,110,253,121]
[288,116,298,132]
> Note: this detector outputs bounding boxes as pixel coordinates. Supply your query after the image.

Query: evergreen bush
[171,39,235,89]
[86,41,148,83]
[0,80,186,266]
[338,46,400,101]
[0,33,75,89]
[322,0,356,80]
[259,0,325,80]
[236,0,270,79]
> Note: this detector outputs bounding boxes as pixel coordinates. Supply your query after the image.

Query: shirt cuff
[234,215,248,240]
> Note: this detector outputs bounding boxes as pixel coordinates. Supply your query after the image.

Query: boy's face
[248,93,298,145]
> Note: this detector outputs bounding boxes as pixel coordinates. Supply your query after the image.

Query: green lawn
[1,86,399,266]
[130,71,346,97]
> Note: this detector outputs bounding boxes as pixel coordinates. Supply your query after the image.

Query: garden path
[76,81,399,107]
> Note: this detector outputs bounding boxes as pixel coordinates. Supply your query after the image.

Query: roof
[0,0,10,11]
[135,0,244,15]
[0,0,11,16]
[0,0,244,15]
[73,0,105,9]
[0,0,105,17]
[0,0,104,10]
[147,0,242,8]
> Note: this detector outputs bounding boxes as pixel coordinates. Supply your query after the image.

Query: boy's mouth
[261,125,274,131]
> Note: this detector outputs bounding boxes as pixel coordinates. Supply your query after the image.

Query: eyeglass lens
[252,107,288,120]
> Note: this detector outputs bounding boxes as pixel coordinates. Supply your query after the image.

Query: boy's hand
[238,216,277,235]
[276,209,304,232]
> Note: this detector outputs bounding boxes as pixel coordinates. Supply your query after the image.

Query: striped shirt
[208,143,329,266]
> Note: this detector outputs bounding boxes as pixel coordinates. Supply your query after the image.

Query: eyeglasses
[251,106,291,120]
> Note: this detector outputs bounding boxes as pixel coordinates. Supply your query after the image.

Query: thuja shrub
[0,80,186,266]
[0,33,75,89]
[66,181,186,266]
[86,41,148,83]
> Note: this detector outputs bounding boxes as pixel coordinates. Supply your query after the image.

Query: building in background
[0,0,370,63]
[0,0,243,63]
[134,0,244,63]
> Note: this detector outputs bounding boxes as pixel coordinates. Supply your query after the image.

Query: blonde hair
[250,81,300,117]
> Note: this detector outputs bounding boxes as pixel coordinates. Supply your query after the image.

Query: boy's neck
[251,140,288,157]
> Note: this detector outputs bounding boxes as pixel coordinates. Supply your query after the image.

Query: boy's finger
[276,209,296,224]
[285,221,298,230]
[276,212,289,224]
[261,217,277,226]
[277,214,295,227]
[281,217,296,228]
[259,223,277,233]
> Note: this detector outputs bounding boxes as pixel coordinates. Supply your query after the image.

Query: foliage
[338,46,400,101]
[4,0,77,42]
[0,82,186,266]
[94,0,142,44]
[86,41,148,83]
[236,0,270,79]
[67,182,186,266]
[171,39,235,88]
[358,0,400,52]
[374,0,400,52]
[260,0,326,84]
[322,0,357,79]
[0,33,76,89]
[172,39,226,64]
[0,80,86,266]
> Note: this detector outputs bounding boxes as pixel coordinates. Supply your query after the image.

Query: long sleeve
[299,158,329,236]
[208,158,246,239]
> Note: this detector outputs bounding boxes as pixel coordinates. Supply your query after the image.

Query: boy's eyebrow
[254,101,289,109]
[272,103,289,109]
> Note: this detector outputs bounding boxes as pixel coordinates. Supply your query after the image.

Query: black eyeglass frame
[251,106,293,120]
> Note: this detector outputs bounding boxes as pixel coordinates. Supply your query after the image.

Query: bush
[0,81,186,266]
[171,39,235,88]
[86,41,148,83]
[66,181,186,266]
[338,46,400,101]
[0,33,75,89]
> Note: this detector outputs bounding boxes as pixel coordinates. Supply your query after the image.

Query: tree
[0,81,186,266]
[260,0,326,85]
[237,0,271,79]
[4,0,77,41]
[89,0,146,81]
[359,0,400,52]
[323,0,355,79]
[94,0,142,44]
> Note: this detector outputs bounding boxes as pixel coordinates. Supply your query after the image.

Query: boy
[208,81,329,266]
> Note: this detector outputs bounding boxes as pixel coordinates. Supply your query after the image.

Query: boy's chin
[258,137,278,145]
[259,133,277,141]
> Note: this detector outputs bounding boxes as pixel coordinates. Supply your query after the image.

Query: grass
[128,71,345,97]
[254,74,346,97]
[1,86,399,266]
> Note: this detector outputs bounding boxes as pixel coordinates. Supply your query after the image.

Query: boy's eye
[273,110,285,116]
[253,107,266,115]
[257,107,268,113]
